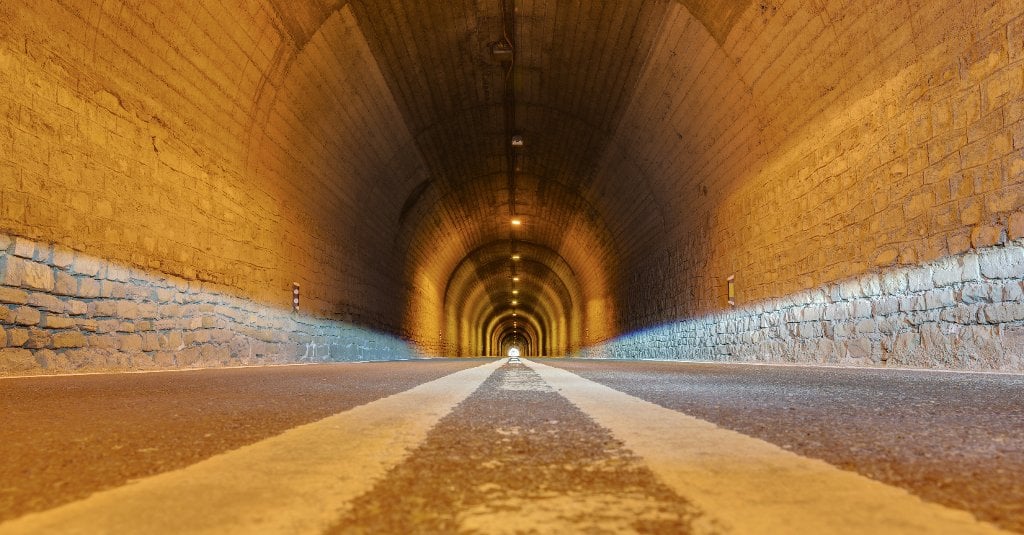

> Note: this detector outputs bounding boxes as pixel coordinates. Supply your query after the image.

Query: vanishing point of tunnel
[1,0,1024,533]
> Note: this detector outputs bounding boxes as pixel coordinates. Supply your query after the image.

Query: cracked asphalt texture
[2,358,1022,533]
[546,359,1024,533]
[329,362,701,534]
[0,359,485,522]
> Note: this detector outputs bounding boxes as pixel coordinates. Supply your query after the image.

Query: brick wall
[0,234,416,375]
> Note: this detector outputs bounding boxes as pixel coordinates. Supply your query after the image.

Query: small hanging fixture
[490,40,514,63]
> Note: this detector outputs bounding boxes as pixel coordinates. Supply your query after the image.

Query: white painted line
[0,359,503,535]
[523,358,1011,535]
[0,358,433,381]
[572,357,1024,377]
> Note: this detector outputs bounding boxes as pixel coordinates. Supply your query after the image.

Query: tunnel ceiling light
[511,254,521,261]
[511,218,522,226]
[512,276,520,282]
[490,40,514,63]
[512,290,519,294]
[511,135,524,147]
[511,300,518,305]
[512,312,518,316]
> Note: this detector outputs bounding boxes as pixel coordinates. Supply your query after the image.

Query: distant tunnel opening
[0,1,1022,375]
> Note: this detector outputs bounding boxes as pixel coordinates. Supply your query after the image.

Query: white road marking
[0,359,425,381]
[0,360,503,535]
[523,358,1011,535]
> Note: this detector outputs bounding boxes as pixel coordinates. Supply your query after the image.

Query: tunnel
[0,0,1023,374]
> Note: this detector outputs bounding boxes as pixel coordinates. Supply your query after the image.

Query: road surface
[0,358,1021,533]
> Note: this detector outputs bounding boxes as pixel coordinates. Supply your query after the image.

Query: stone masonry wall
[0,2,424,342]
[0,234,419,376]
[579,241,1024,372]
[601,1,1024,340]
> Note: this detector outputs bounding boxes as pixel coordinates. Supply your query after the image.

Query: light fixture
[511,218,522,226]
[511,300,518,305]
[511,135,524,147]
[512,312,518,316]
[511,254,521,261]
[512,276,520,282]
[490,40,514,62]
[512,290,519,295]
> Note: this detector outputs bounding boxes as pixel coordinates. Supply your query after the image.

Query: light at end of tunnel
[511,254,521,261]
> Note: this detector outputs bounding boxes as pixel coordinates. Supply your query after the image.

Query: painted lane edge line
[0,359,504,535]
[522,358,1010,535]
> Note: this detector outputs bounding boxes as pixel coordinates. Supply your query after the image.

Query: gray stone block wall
[579,242,1024,372]
[0,234,421,376]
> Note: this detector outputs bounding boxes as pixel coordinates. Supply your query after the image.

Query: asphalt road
[0,359,487,522]
[0,358,1021,534]
[545,360,1024,533]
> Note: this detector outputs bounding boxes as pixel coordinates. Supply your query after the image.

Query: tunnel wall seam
[0,234,421,376]
[578,241,1024,372]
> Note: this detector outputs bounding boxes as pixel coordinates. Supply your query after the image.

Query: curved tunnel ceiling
[10,0,1014,358]
[258,0,1013,355]
[370,0,674,353]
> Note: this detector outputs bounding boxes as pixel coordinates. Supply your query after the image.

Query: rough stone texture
[604,2,1024,343]
[0,1,1023,361]
[7,329,29,348]
[13,307,41,327]
[0,235,419,376]
[0,349,35,373]
[0,287,28,306]
[580,243,1024,372]
[0,1,418,351]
